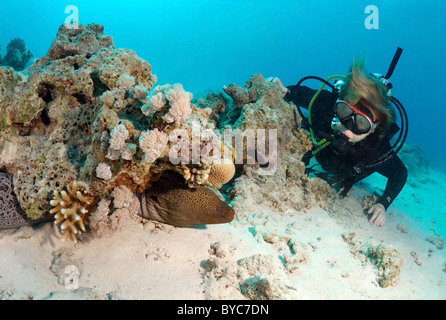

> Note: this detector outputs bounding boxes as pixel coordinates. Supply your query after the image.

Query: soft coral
[0,37,33,71]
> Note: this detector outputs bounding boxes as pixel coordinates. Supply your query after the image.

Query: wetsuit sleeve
[284,85,318,108]
[375,154,408,210]
[285,84,337,140]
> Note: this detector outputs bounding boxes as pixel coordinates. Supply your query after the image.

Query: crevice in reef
[217,102,243,129]
[37,82,54,104]
[40,108,51,126]
[90,70,110,97]
[73,93,88,104]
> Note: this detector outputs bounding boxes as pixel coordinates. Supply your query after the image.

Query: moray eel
[138,171,235,227]
[0,171,235,230]
[0,172,51,229]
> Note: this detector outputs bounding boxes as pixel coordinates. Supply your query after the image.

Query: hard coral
[37,23,113,64]
[207,158,236,189]
[177,162,212,188]
[50,181,95,243]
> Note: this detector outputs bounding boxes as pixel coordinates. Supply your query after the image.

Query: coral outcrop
[0,23,239,241]
[0,23,155,221]
[0,23,328,242]
[199,74,334,214]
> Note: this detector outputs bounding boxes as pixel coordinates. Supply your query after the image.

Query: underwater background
[0,0,445,168]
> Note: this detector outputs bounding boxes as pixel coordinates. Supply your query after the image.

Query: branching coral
[175,156,235,189]
[50,181,95,243]
[177,163,212,188]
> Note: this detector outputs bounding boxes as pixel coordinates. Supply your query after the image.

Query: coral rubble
[342,232,404,288]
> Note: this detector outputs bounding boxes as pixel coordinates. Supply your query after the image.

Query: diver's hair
[339,55,395,132]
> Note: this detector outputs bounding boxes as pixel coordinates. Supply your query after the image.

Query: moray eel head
[138,171,235,227]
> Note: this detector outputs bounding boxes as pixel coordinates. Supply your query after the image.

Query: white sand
[0,169,445,300]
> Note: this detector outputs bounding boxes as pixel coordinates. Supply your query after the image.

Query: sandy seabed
[0,168,445,300]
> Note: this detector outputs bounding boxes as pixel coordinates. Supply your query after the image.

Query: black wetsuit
[285,85,408,210]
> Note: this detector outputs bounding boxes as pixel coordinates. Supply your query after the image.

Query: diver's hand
[368,203,386,227]
[265,77,288,95]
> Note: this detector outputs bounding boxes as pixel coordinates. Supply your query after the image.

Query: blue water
[1,0,445,168]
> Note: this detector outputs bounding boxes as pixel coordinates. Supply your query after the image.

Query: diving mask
[334,99,377,135]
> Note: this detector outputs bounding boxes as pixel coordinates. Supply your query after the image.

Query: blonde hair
[340,56,395,131]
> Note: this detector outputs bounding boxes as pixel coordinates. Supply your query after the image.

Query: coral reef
[0,38,33,71]
[0,23,156,222]
[0,24,217,223]
[199,74,334,214]
[0,23,242,241]
[0,24,327,242]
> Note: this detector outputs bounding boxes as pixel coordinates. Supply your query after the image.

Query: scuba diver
[269,49,408,227]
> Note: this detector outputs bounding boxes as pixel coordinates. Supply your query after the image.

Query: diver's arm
[375,154,408,209]
[285,85,337,111]
[284,85,317,109]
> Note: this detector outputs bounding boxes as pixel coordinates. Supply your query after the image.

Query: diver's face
[333,99,377,143]
[334,121,372,143]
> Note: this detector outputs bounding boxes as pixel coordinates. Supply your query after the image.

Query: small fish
[138,171,235,227]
